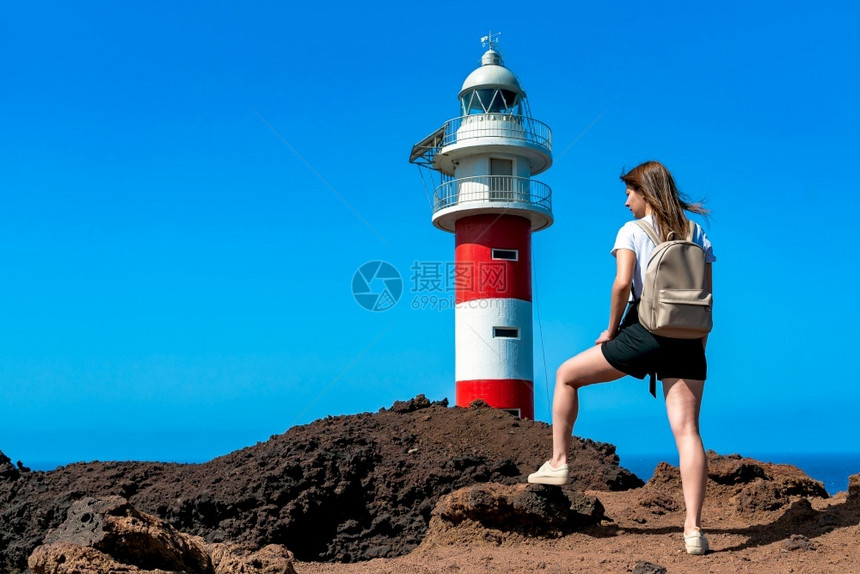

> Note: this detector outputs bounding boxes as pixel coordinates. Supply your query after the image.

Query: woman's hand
[595,329,615,345]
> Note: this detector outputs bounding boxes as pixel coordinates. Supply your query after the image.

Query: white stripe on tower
[454,298,534,381]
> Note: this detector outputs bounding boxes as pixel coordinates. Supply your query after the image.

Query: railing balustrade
[440,115,552,155]
[433,175,552,214]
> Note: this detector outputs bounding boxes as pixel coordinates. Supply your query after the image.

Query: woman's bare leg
[550,346,625,467]
[662,377,707,533]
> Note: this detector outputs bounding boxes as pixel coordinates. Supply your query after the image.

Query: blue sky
[2,1,858,468]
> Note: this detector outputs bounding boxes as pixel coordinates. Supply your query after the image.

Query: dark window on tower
[493,327,520,339]
[492,248,518,261]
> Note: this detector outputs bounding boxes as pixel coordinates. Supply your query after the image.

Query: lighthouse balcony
[431,175,553,232]
[443,114,551,150]
[433,114,552,176]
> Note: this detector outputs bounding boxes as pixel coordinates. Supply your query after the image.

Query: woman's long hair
[620,161,709,241]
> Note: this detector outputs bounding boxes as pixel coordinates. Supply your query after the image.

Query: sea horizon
[620,451,860,496]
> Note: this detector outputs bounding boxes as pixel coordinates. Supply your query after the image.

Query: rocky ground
[2,395,858,573]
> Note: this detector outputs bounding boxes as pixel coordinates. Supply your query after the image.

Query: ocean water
[621,452,860,496]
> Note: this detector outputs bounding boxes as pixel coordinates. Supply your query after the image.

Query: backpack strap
[633,220,660,303]
[635,219,662,246]
[636,218,697,244]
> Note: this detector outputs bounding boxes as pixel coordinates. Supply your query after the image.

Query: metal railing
[433,175,552,214]
[441,114,552,154]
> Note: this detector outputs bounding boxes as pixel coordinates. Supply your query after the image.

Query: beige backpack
[635,219,712,339]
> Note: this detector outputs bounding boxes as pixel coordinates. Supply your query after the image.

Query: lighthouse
[409,36,553,419]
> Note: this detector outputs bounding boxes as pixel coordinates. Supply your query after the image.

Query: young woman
[528,161,715,555]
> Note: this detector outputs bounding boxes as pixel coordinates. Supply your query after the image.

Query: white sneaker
[527,461,569,485]
[684,528,709,555]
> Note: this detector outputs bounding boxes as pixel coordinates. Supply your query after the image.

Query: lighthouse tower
[409,37,553,419]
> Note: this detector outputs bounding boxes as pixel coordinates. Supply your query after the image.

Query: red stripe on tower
[455,214,531,304]
[456,379,535,419]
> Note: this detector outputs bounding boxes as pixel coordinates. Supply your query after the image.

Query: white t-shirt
[611,214,716,301]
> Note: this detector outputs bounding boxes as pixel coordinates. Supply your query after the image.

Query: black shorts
[601,301,707,382]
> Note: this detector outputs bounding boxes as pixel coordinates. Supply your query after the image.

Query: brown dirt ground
[296,488,859,574]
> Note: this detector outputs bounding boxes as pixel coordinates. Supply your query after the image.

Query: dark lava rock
[848,472,860,504]
[637,491,680,515]
[567,490,605,527]
[0,396,642,571]
[780,497,817,524]
[28,496,296,574]
[708,453,767,485]
[208,543,296,574]
[430,482,603,535]
[733,479,787,513]
[782,533,816,551]
[40,495,212,573]
[0,451,21,481]
[632,561,667,574]
[648,451,827,514]
[388,394,436,413]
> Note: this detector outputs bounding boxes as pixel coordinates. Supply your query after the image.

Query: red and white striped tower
[410,36,553,419]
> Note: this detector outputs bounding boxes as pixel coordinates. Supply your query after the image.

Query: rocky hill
[5,395,853,574]
[0,396,641,572]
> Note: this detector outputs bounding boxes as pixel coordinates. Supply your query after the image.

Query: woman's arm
[703,262,712,350]
[596,248,636,344]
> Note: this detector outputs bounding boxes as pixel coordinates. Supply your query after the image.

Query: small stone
[783,534,815,551]
[633,561,667,574]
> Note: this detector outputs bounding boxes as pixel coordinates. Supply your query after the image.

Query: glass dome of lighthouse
[459,49,525,116]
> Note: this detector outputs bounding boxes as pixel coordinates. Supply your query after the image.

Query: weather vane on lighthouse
[481,30,501,51]
[408,35,554,419]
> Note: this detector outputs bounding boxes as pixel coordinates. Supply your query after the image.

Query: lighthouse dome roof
[458,50,523,97]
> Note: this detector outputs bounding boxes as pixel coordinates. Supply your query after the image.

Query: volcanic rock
[632,561,667,574]
[430,482,603,535]
[388,394,435,413]
[636,490,680,516]
[28,497,297,574]
[708,453,767,484]
[782,533,816,551]
[647,451,827,514]
[645,462,681,490]
[208,543,296,574]
[780,497,818,524]
[33,495,213,573]
[0,450,21,481]
[848,472,860,504]
[29,543,177,574]
[732,479,788,512]
[0,396,641,571]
